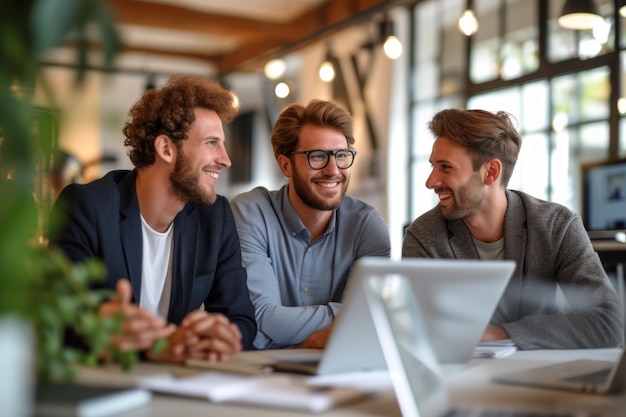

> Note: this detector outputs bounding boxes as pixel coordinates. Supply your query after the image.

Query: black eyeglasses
[290,149,357,170]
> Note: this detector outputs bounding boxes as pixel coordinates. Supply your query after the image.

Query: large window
[470,0,539,83]
[468,82,550,201]
[548,0,615,62]
[408,0,621,223]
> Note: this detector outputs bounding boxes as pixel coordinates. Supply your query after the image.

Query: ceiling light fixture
[319,61,335,82]
[319,47,336,82]
[380,15,402,59]
[383,36,403,60]
[274,81,291,98]
[558,0,603,30]
[264,59,286,80]
[458,0,479,36]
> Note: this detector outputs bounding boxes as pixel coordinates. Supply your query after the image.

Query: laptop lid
[361,272,450,417]
[362,274,609,417]
[316,257,516,375]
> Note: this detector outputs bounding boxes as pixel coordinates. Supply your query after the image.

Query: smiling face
[169,107,231,204]
[426,136,487,220]
[285,123,351,211]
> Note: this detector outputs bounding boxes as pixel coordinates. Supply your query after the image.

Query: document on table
[137,371,369,413]
[472,339,518,359]
[35,383,152,417]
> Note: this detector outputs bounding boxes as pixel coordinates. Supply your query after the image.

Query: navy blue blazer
[49,170,256,349]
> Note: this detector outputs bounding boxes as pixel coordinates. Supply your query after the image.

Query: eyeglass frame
[289,148,357,170]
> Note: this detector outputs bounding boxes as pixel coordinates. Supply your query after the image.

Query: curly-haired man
[50,75,256,363]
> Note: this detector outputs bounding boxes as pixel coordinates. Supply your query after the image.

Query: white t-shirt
[139,215,174,318]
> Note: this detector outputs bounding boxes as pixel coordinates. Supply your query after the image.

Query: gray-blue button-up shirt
[231,185,391,349]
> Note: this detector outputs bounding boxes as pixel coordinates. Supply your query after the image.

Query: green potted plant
[0,1,137,414]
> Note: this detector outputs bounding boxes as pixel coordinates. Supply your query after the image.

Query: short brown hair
[271,99,354,159]
[428,109,521,188]
[123,74,238,168]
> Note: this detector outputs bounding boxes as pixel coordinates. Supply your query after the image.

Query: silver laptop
[493,348,626,394]
[269,257,515,375]
[362,273,601,417]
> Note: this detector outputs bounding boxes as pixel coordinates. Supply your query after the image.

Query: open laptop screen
[317,257,516,375]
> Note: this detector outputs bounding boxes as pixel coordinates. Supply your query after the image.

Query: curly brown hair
[123,74,239,168]
[271,99,354,159]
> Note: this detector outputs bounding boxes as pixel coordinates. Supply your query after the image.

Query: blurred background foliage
[0,0,135,381]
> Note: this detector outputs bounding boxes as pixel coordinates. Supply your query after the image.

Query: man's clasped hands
[99,279,243,363]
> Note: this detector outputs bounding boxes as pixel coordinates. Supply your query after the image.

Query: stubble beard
[169,150,217,205]
[440,172,485,220]
[292,168,347,211]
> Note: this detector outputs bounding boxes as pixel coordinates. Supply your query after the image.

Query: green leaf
[31,0,83,54]
[57,296,78,322]
[95,1,122,67]
[115,351,138,372]
[152,338,169,357]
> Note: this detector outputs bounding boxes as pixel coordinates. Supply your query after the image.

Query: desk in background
[592,240,626,267]
[72,349,626,417]
[593,240,626,324]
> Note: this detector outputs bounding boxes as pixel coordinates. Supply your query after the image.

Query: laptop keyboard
[445,409,599,417]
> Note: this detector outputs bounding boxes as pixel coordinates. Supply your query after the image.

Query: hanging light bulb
[620,0,626,18]
[458,8,479,36]
[618,98,626,115]
[379,14,403,59]
[264,59,286,80]
[319,46,336,83]
[319,60,335,82]
[558,0,603,30]
[384,35,403,59]
[274,81,290,98]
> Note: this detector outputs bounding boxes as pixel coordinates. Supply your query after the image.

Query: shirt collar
[278,184,337,241]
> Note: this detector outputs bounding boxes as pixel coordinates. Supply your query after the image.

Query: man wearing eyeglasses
[230,99,391,349]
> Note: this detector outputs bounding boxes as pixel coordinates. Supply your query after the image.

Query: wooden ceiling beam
[110,0,402,75]
[217,0,396,73]
[111,0,287,41]
[119,44,218,65]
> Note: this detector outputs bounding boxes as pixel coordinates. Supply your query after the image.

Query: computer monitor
[581,158,626,239]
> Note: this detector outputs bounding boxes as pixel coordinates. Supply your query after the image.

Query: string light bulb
[458,8,479,36]
[319,46,336,82]
[319,60,335,82]
[383,35,403,59]
[380,14,402,59]
[274,81,290,98]
[264,59,286,80]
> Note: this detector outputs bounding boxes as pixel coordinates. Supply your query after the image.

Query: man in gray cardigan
[403,108,623,350]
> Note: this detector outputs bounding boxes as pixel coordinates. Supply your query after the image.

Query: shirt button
[303,287,309,292]
[292,231,297,236]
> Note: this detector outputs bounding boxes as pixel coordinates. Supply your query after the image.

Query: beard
[440,172,485,220]
[169,149,217,205]
[292,168,348,211]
